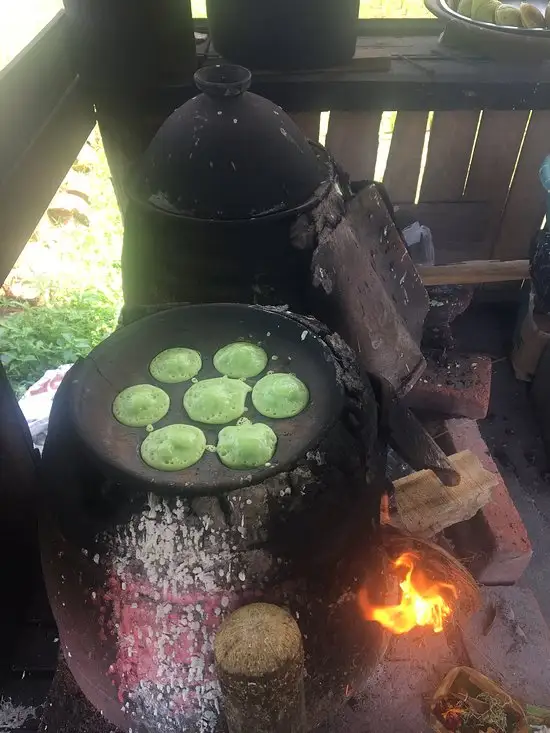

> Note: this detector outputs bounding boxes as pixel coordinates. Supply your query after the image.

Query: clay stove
[37,65,457,732]
[40,304,391,732]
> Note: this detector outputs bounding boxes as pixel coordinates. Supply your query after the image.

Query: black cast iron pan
[68,304,344,497]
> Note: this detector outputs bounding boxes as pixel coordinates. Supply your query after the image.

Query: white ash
[109,493,245,596]
[105,491,278,733]
[0,698,35,730]
[124,679,223,733]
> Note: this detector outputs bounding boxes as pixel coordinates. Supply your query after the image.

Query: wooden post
[214,603,307,733]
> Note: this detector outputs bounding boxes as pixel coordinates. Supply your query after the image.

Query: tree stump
[215,603,306,733]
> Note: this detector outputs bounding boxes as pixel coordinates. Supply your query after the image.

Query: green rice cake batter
[140,424,206,471]
[149,347,202,383]
[113,384,170,427]
[213,342,268,379]
[252,373,309,419]
[217,422,277,469]
[183,377,251,424]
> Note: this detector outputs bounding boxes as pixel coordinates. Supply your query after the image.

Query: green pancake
[213,342,268,379]
[113,385,170,427]
[149,347,202,384]
[217,423,277,470]
[183,377,252,425]
[140,424,206,471]
[252,373,309,419]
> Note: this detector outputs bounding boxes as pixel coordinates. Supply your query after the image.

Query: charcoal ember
[530,229,550,315]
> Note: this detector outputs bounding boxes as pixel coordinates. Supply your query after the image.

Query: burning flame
[359,552,457,635]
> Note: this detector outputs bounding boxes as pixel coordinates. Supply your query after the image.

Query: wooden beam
[0,81,94,285]
[417,259,530,286]
[0,13,94,284]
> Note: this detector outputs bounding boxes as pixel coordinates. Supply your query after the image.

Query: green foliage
[0,291,119,397]
[1,126,123,397]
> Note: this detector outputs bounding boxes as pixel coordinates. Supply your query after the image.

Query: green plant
[0,291,120,397]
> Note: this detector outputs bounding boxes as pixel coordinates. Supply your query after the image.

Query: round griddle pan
[68,304,344,497]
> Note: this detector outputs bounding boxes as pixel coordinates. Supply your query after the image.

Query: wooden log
[214,603,306,733]
[386,450,498,538]
[417,259,530,286]
[309,184,429,396]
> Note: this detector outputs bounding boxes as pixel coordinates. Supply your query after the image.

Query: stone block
[405,353,492,419]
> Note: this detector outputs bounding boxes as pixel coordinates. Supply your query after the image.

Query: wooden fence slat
[289,112,321,143]
[465,111,529,204]
[463,110,530,260]
[383,111,429,203]
[325,111,382,181]
[419,111,480,203]
[492,111,550,260]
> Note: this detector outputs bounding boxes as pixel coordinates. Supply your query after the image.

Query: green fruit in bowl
[495,4,523,24]
[472,0,501,22]
[520,2,545,26]
[457,0,474,15]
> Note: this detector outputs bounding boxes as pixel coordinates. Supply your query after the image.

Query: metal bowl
[425,0,550,60]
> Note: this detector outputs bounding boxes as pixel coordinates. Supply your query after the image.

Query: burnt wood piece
[307,183,428,397]
[215,603,306,733]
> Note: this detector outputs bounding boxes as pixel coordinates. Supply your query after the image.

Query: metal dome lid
[131,64,332,222]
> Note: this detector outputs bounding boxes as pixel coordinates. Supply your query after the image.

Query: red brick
[459,586,550,707]
[443,419,532,585]
[405,353,492,419]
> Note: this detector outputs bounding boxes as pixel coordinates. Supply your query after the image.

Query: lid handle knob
[194,64,252,98]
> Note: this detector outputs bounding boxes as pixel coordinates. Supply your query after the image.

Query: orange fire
[359,552,457,635]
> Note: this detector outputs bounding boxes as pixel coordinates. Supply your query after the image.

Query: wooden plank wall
[293,108,547,265]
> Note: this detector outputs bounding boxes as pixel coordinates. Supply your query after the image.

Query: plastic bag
[18,364,72,452]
